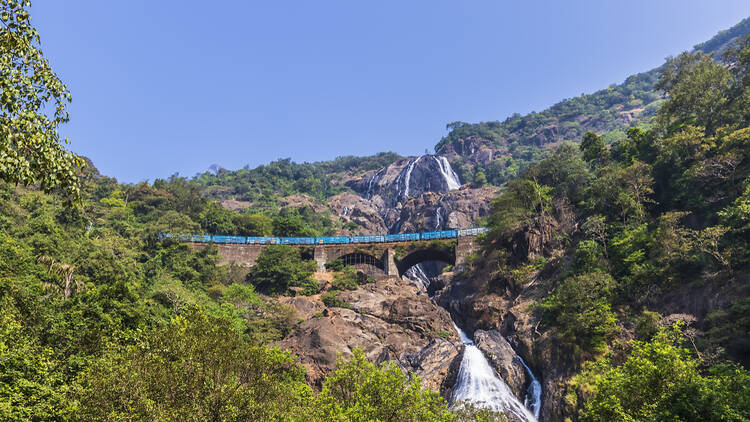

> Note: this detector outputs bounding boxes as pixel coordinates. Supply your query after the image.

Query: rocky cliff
[275,276,464,397]
[330,154,497,234]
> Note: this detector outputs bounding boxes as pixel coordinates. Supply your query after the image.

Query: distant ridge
[436,16,750,156]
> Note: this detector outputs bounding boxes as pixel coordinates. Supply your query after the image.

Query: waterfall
[405,264,431,294]
[434,206,443,230]
[435,156,461,191]
[518,356,542,419]
[366,167,386,199]
[450,322,537,422]
[401,156,422,198]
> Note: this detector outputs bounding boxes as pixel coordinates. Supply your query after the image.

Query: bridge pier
[313,246,327,272]
[454,236,479,272]
[383,249,398,276]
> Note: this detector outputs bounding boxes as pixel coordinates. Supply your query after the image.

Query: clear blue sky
[31,1,750,183]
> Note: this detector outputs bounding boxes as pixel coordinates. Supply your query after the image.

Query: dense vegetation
[481,34,750,419]
[0,0,83,201]
[3,1,750,420]
[436,18,750,189]
[193,153,401,205]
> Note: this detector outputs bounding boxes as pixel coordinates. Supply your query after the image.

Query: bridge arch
[335,252,386,277]
[396,248,455,277]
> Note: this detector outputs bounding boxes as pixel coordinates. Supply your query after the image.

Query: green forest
[2,1,750,421]
[481,39,750,420]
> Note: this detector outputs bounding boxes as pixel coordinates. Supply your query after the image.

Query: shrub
[541,272,618,354]
[313,349,456,421]
[246,245,317,295]
[321,291,352,309]
[76,307,313,421]
[332,266,360,290]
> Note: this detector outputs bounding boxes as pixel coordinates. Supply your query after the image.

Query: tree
[656,52,732,134]
[246,245,317,295]
[314,348,456,422]
[76,307,313,421]
[579,325,750,421]
[0,1,84,203]
[580,132,609,164]
[233,213,272,236]
[586,161,655,224]
[473,171,487,187]
[541,272,618,354]
[37,254,85,299]
[272,215,316,237]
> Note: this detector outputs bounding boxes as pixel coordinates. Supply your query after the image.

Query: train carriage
[350,235,385,243]
[191,234,212,243]
[384,233,420,242]
[420,230,458,240]
[280,237,315,245]
[246,236,281,245]
[212,235,247,244]
[457,227,488,237]
[315,236,351,244]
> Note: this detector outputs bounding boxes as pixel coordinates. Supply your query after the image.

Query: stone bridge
[188,236,480,278]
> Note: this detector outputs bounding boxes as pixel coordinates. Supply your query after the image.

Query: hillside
[3,4,750,421]
[193,17,750,206]
[437,17,750,186]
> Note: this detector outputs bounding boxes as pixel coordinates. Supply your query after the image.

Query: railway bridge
[184,231,484,278]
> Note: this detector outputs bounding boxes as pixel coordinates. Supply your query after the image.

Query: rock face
[275,276,462,391]
[402,338,464,398]
[328,154,497,234]
[330,154,498,234]
[473,329,530,400]
[394,187,499,233]
[350,155,462,208]
[438,135,506,167]
[327,192,389,234]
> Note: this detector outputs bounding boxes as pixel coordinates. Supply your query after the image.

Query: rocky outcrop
[327,192,389,234]
[391,186,498,233]
[278,296,323,320]
[474,329,530,399]
[402,338,464,399]
[324,153,498,234]
[348,155,462,208]
[275,276,461,389]
[328,184,497,235]
[437,136,505,167]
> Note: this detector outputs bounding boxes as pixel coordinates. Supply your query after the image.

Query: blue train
[160,227,488,245]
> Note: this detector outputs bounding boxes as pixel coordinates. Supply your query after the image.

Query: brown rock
[402,338,464,399]
[279,296,323,320]
[474,329,529,399]
[275,276,459,389]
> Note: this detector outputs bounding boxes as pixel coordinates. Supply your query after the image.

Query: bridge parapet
[185,233,483,278]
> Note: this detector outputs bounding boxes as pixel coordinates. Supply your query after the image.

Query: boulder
[402,338,464,399]
[474,329,530,399]
[275,276,458,389]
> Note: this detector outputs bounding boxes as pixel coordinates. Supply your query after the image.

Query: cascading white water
[435,156,461,191]
[366,167,386,199]
[518,356,542,419]
[434,206,443,230]
[401,156,422,198]
[405,264,431,289]
[450,322,537,422]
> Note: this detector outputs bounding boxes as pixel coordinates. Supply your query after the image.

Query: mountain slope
[437,17,750,186]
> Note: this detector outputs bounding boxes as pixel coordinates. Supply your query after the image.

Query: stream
[449,321,538,421]
[406,264,542,420]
